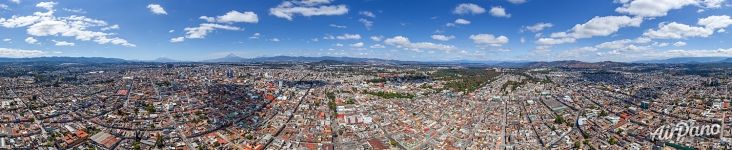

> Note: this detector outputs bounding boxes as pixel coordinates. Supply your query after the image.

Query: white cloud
[643,22,713,39]
[183,23,241,39]
[10,0,20,4]
[174,10,258,42]
[507,0,527,4]
[249,32,261,39]
[359,18,373,29]
[0,4,8,10]
[324,34,361,40]
[615,0,696,17]
[538,16,642,45]
[170,37,184,43]
[370,36,383,41]
[673,41,687,47]
[655,48,732,58]
[454,18,471,25]
[698,15,732,29]
[199,16,215,22]
[63,8,86,14]
[643,15,732,40]
[350,42,364,47]
[147,4,167,15]
[101,24,119,31]
[536,37,575,45]
[269,0,348,21]
[0,2,135,47]
[329,24,346,28]
[489,6,511,18]
[470,34,509,46]
[524,22,553,32]
[200,11,259,24]
[369,44,385,48]
[453,3,485,15]
[2,38,10,42]
[359,11,375,18]
[216,11,258,23]
[0,48,48,57]
[700,0,725,8]
[270,38,280,42]
[35,1,55,10]
[52,40,74,46]
[24,37,37,44]
[431,34,454,41]
[566,16,642,39]
[384,36,455,52]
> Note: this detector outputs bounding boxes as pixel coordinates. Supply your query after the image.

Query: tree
[608,137,617,145]
[554,115,565,124]
[156,135,164,148]
[599,110,608,117]
[389,139,398,146]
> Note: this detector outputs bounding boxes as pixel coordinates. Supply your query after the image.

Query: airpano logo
[650,120,722,142]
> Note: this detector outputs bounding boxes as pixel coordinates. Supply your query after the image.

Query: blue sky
[0,0,731,62]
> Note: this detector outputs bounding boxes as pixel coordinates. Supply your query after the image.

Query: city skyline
[1,0,732,62]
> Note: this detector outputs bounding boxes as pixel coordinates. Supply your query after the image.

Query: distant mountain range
[1,55,731,66]
[633,57,732,64]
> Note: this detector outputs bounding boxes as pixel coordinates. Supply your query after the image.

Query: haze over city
[0,0,731,61]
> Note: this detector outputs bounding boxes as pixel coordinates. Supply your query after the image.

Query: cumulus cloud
[359,18,373,29]
[698,15,732,29]
[673,41,687,47]
[173,11,257,42]
[269,0,348,20]
[384,36,455,52]
[52,40,74,46]
[100,24,119,31]
[524,22,553,32]
[431,34,454,41]
[24,37,37,44]
[454,18,471,25]
[470,34,509,47]
[182,23,240,39]
[329,24,346,28]
[615,0,722,17]
[370,36,383,41]
[453,3,485,15]
[643,15,732,39]
[489,6,511,18]
[643,22,712,39]
[324,34,361,40]
[359,11,375,18]
[537,16,642,45]
[200,11,258,23]
[0,48,48,57]
[147,4,167,15]
[369,44,385,48]
[170,37,184,43]
[350,42,364,47]
[10,0,20,4]
[0,2,135,47]
[35,1,55,10]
